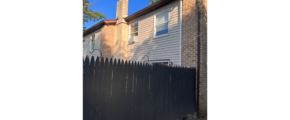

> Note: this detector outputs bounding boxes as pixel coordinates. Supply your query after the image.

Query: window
[129,22,138,43]
[144,59,171,66]
[90,35,95,52]
[154,10,169,37]
[83,39,85,52]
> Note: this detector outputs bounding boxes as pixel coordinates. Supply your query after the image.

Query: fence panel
[83,57,196,120]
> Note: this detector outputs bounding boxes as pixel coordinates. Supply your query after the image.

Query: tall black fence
[83,56,196,120]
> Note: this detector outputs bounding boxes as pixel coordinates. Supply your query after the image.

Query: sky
[85,0,152,29]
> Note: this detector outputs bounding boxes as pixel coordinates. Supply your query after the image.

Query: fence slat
[93,57,100,120]
[126,60,133,120]
[83,56,89,120]
[99,57,105,120]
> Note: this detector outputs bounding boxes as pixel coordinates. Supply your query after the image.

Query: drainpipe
[180,0,183,66]
[196,0,201,118]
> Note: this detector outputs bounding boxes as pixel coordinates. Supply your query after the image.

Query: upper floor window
[129,22,138,44]
[154,10,169,37]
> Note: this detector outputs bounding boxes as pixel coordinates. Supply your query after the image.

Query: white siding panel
[128,1,181,65]
[83,28,102,61]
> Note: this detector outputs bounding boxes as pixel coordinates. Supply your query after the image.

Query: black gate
[83,56,196,120]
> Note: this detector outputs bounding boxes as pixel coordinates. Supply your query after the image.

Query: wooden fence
[83,56,196,120]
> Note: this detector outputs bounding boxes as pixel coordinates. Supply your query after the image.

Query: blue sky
[85,0,151,29]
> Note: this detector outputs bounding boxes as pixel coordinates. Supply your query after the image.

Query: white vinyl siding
[83,28,102,60]
[127,1,181,66]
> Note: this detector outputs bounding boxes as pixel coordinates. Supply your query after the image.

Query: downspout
[180,0,182,66]
[196,0,201,118]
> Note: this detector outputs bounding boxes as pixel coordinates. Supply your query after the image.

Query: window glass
[155,10,169,37]
[130,23,138,33]
[156,23,168,36]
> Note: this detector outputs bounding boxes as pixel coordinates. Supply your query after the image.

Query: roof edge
[83,19,117,36]
[124,0,176,21]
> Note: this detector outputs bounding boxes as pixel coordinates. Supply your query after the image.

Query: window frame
[90,34,95,52]
[153,9,170,38]
[144,59,171,66]
[128,21,139,43]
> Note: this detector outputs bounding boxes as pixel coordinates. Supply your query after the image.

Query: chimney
[116,0,128,24]
[114,0,129,60]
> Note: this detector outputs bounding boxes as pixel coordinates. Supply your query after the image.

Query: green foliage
[83,0,106,31]
[149,0,159,5]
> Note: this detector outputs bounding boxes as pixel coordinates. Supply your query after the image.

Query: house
[83,0,207,119]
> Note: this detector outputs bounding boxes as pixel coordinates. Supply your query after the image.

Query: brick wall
[101,25,115,59]
[182,0,207,118]
[114,23,128,60]
[182,0,198,68]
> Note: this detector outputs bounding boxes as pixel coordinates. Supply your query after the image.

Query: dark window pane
[156,23,168,36]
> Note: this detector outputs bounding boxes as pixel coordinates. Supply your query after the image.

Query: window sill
[153,34,169,39]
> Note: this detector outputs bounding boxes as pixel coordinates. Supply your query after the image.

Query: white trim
[153,8,170,38]
[128,21,139,44]
[153,14,155,37]
[180,0,183,66]
[90,34,96,52]
[153,33,169,39]
[89,36,93,52]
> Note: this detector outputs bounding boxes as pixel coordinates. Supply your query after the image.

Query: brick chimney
[116,0,128,23]
[114,0,129,60]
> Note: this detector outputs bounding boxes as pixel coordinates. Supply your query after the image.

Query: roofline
[83,0,178,36]
[83,19,117,36]
[124,0,177,21]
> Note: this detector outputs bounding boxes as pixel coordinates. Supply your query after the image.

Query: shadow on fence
[83,56,196,120]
